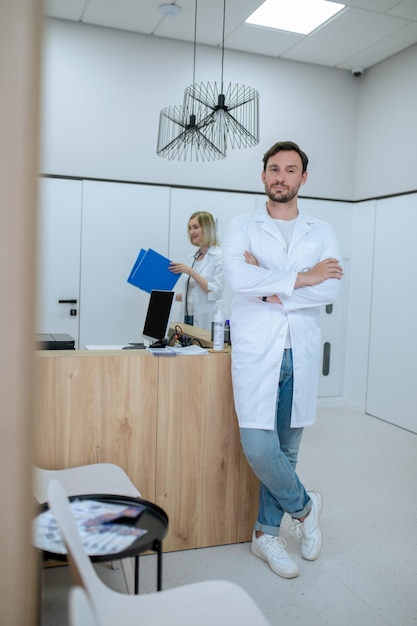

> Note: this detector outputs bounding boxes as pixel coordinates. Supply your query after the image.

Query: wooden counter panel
[35,355,97,469]
[92,355,158,501]
[156,354,241,552]
[34,352,157,500]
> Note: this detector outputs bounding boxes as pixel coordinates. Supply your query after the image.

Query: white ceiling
[43,0,417,73]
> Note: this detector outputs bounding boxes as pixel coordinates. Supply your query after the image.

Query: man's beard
[266,185,299,204]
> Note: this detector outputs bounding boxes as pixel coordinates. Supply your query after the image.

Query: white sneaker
[251,531,299,578]
[290,491,323,561]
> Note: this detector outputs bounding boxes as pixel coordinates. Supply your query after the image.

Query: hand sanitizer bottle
[212,300,225,351]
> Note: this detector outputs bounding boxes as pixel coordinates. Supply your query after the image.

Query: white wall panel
[343,201,376,410]
[366,194,417,432]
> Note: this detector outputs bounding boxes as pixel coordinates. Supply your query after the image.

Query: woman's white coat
[179,246,223,331]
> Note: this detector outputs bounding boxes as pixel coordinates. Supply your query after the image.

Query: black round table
[38,493,169,594]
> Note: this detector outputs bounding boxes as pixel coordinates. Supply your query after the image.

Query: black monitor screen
[142,290,174,345]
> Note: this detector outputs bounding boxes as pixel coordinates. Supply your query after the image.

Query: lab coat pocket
[296,242,320,272]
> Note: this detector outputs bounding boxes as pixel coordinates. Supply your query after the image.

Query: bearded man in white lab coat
[222,141,343,579]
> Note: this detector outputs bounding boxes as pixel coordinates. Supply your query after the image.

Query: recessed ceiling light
[159,3,182,17]
[246,0,345,36]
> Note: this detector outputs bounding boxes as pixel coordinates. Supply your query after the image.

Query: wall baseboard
[317,396,365,413]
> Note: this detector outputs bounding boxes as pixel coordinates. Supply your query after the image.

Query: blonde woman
[169,211,223,331]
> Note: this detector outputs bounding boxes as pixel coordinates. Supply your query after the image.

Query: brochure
[33,499,147,556]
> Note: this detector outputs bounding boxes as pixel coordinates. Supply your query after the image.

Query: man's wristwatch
[262,296,267,302]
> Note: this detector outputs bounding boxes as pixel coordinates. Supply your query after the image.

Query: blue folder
[127,248,180,293]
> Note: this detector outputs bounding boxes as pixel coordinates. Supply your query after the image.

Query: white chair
[70,587,99,626]
[33,464,142,503]
[48,479,271,626]
[34,464,142,593]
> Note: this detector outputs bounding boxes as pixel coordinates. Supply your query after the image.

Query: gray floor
[41,406,417,625]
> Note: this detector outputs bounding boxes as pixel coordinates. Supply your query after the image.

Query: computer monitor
[142,290,175,347]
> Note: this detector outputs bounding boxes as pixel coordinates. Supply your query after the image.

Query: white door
[79,181,171,348]
[298,199,351,398]
[319,270,347,397]
[37,178,82,346]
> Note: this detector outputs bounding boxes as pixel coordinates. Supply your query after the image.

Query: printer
[36,333,75,350]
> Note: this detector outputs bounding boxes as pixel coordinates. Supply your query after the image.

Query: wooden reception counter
[34,348,259,552]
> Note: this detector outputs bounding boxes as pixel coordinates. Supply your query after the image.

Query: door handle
[58,299,78,304]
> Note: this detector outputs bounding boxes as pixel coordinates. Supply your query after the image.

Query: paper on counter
[171,345,208,355]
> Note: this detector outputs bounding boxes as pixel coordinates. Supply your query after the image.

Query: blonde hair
[188,211,219,247]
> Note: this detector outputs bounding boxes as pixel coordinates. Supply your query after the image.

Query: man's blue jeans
[240,349,311,536]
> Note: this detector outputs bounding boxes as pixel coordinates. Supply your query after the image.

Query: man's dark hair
[262,141,309,173]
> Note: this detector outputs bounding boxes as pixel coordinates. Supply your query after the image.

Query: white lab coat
[222,206,341,429]
[179,246,223,331]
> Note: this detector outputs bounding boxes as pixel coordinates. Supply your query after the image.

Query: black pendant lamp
[157,0,259,161]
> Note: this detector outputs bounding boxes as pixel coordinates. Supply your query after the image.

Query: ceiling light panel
[246,0,345,35]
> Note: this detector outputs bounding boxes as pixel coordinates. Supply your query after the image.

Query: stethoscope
[185,248,207,317]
